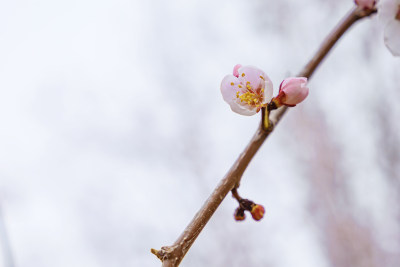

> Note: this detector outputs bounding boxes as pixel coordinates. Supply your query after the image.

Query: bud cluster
[234,198,265,222]
[355,0,376,9]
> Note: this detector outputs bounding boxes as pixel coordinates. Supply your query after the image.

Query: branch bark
[152,6,376,266]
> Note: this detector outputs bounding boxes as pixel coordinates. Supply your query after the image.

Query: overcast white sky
[0,0,399,266]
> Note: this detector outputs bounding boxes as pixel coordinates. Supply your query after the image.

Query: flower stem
[262,107,270,131]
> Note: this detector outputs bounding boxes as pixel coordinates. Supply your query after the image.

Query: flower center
[236,86,265,108]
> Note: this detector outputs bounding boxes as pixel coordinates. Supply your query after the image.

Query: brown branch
[152,6,376,267]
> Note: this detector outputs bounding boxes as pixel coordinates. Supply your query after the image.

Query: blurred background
[0,0,399,266]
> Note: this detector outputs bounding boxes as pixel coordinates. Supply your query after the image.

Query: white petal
[262,77,274,104]
[230,101,258,116]
[220,75,240,104]
[378,0,399,27]
[384,19,400,56]
[237,65,266,92]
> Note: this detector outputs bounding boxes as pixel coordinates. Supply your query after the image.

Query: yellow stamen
[238,91,260,106]
[241,73,245,77]
[238,85,242,88]
[230,82,234,86]
[260,76,264,80]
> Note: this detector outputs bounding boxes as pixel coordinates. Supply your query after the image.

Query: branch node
[151,246,177,263]
[151,248,164,262]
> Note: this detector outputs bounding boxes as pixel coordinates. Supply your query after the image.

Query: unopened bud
[234,207,246,221]
[233,64,242,78]
[273,77,309,107]
[355,0,375,9]
[250,204,265,221]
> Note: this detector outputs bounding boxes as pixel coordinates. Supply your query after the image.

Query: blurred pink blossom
[220,65,273,116]
[379,0,400,56]
[274,77,309,107]
[355,0,376,9]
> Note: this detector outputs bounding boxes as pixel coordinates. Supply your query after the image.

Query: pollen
[238,85,243,88]
[230,82,234,86]
[241,73,245,77]
[238,91,260,105]
[259,76,264,80]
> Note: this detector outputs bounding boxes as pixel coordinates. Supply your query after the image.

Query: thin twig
[231,188,242,202]
[152,6,376,267]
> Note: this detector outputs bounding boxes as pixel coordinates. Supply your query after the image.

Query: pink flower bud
[233,64,242,78]
[274,77,309,107]
[355,0,376,9]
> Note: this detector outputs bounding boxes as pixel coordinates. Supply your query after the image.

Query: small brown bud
[234,207,246,221]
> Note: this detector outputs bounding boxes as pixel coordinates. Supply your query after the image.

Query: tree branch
[152,6,376,267]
